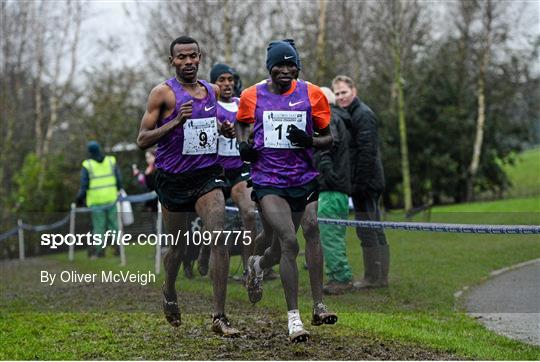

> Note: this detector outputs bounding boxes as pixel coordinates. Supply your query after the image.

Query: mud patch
[2,258,461,360]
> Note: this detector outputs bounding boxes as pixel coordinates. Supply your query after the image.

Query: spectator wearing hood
[76,141,122,258]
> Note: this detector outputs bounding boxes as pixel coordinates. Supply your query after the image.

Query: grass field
[1,148,539,360]
[500,146,540,198]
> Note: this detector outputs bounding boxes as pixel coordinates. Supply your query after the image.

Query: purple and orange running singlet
[250,80,318,188]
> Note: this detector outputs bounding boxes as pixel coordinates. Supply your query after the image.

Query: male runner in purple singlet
[137,36,238,336]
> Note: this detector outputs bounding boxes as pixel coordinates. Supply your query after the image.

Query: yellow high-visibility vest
[82,156,118,206]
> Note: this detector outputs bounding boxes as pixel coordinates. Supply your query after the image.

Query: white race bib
[182,117,218,155]
[217,135,240,156]
[263,111,307,149]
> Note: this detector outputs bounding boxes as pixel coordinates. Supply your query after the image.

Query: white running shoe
[288,315,310,343]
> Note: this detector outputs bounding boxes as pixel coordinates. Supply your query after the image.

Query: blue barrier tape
[0,227,19,242]
[225,206,540,235]
[75,191,158,212]
[0,192,158,240]
[21,215,71,232]
[317,218,540,235]
[1,196,538,241]
[121,191,157,203]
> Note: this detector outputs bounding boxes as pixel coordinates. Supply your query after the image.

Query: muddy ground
[1,258,461,360]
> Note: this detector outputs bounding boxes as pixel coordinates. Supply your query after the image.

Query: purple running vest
[216,97,243,171]
[155,78,219,174]
[251,80,318,187]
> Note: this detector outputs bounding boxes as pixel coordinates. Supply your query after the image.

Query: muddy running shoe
[311,302,338,326]
[288,317,310,343]
[162,285,181,327]
[211,314,240,337]
[246,256,264,304]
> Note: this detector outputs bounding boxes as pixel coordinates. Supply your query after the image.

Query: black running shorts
[251,178,319,212]
[155,164,228,212]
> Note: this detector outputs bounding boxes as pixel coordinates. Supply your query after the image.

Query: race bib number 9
[263,111,307,149]
[217,135,240,156]
[182,117,218,155]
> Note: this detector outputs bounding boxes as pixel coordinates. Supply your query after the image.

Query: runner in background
[197,63,258,284]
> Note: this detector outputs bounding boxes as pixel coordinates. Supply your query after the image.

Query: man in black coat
[332,75,389,289]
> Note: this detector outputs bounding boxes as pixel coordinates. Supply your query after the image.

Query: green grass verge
[501,146,540,198]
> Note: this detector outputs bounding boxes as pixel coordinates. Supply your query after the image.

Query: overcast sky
[80,0,539,75]
[80,1,143,71]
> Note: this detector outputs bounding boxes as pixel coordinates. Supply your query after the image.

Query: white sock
[288,309,301,322]
[288,309,303,332]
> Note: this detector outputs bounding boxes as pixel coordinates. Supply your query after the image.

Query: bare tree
[135,1,309,87]
[314,0,328,85]
[466,0,496,201]
[367,0,431,213]
[1,2,35,207]
[40,1,84,160]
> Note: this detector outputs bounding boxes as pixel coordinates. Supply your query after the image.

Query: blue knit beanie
[210,63,235,83]
[266,40,299,72]
[282,38,302,70]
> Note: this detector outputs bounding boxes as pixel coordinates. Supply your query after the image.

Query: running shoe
[211,314,240,337]
[311,302,338,326]
[246,255,264,304]
[162,284,181,327]
[288,317,310,343]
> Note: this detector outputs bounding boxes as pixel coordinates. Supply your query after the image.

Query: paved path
[465,259,540,346]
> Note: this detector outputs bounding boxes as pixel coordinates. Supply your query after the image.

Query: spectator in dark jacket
[316,87,354,294]
[332,75,389,289]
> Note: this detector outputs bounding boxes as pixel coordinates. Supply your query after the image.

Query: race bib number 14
[182,117,218,155]
[263,111,307,149]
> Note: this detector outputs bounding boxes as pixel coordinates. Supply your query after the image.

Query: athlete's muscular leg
[231,181,258,268]
[254,205,273,256]
[301,201,323,305]
[196,188,229,315]
[259,195,303,311]
[162,206,189,299]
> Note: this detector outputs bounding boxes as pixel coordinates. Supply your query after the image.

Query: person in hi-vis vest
[76,141,122,258]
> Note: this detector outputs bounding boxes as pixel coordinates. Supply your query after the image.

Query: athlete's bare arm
[210,83,235,138]
[235,121,252,143]
[312,125,332,150]
[136,84,193,149]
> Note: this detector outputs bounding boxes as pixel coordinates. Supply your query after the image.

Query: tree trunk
[467,0,492,201]
[395,53,413,214]
[315,0,327,84]
[223,0,232,65]
[34,62,44,158]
